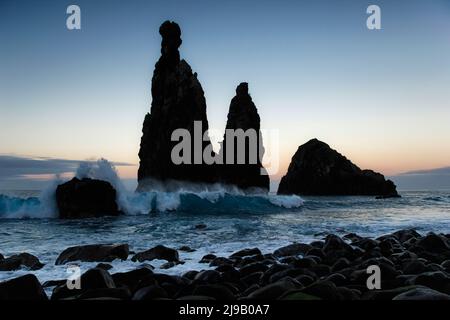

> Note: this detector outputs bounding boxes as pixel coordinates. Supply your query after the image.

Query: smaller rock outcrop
[55,244,129,265]
[278,139,399,197]
[0,274,48,300]
[56,177,122,219]
[131,245,179,263]
[0,253,44,271]
[218,83,270,191]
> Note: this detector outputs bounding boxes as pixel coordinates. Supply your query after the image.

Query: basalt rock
[131,245,179,263]
[137,21,215,190]
[278,139,399,197]
[0,274,48,300]
[55,244,129,265]
[56,177,121,219]
[217,83,270,191]
[0,253,44,271]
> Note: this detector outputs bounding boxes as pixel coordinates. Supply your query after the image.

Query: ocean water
[0,186,449,290]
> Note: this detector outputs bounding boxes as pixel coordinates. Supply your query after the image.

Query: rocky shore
[1,229,450,300]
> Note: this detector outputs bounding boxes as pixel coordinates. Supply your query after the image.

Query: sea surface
[1,187,450,292]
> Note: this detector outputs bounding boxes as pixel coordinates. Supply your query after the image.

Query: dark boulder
[178,245,196,252]
[230,248,262,259]
[245,278,299,299]
[193,284,236,300]
[411,233,450,253]
[393,287,450,300]
[132,285,168,300]
[112,268,154,292]
[56,177,121,219]
[277,139,399,197]
[217,83,270,191]
[51,268,115,300]
[55,244,129,265]
[131,245,179,263]
[0,253,44,271]
[0,274,48,300]
[273,243,312,257]
[194,270,221,284]
[199,254,217,263]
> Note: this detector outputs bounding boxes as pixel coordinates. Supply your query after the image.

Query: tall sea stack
[137,21,215,191]
[218,83,270,191]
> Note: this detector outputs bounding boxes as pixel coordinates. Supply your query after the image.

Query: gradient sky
[1,0,450,189]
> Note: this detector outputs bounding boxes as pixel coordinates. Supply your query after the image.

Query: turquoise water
[0,189,449,286]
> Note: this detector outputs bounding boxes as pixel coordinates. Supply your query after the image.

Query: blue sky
[1,0,450,190]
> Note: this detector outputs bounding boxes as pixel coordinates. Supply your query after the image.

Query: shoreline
[1,228,450,300]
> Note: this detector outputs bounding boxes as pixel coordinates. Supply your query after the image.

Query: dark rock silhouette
[0,253,44,271]
[137,21,215,190]
[278,139,399,197]
[218,83,270,191]
[56,177,122,219]
[0,274,48,300]
[55,244,129,265]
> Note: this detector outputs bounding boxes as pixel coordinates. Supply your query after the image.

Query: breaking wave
[0,159,303,218]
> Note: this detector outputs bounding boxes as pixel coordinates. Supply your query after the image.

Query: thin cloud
[0,155,135,180]
[398,167,450,176]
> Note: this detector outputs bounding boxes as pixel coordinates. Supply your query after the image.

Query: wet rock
[112,268,154,292]
[160,261,177,269]
[246,278,299,299]
[331,258,351,272]
[322,235,356,263]
[230,248,262,259]
[43,280,66,288]
[241,272,263,287]
[291,257,317,268]
[412,233,450,253]
[441,260,450,271]
[132,285,168,300]
[352,238,379,251]
[55,244,129,265]
[199,254,216,263]
[96,263,113,271]
[301,281,343,300]
[403,260,427,275]
[295,275,315,287]
[52,268,115,300]
[131,245,179,263]
[343,233,363,243]
[273,243,312,258]
[362,285,423,300]
[393,287,450,300]
[194,270,221,283]
[279,291,321,300]
[392,229,421,243]
[195,224,207,230]
[182,270,199,280]
[177,295,216,300]
[209,257,233,267]
[56,177,122,219]
[325,273,348,286]
[0,274,48,300]
[278,139,399,197]
[178,245,196,252]
[409,271,450,293]
[193,284,236,300]
[76,287,131,300]
[239,262,269,277]
[0,253,44,271]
